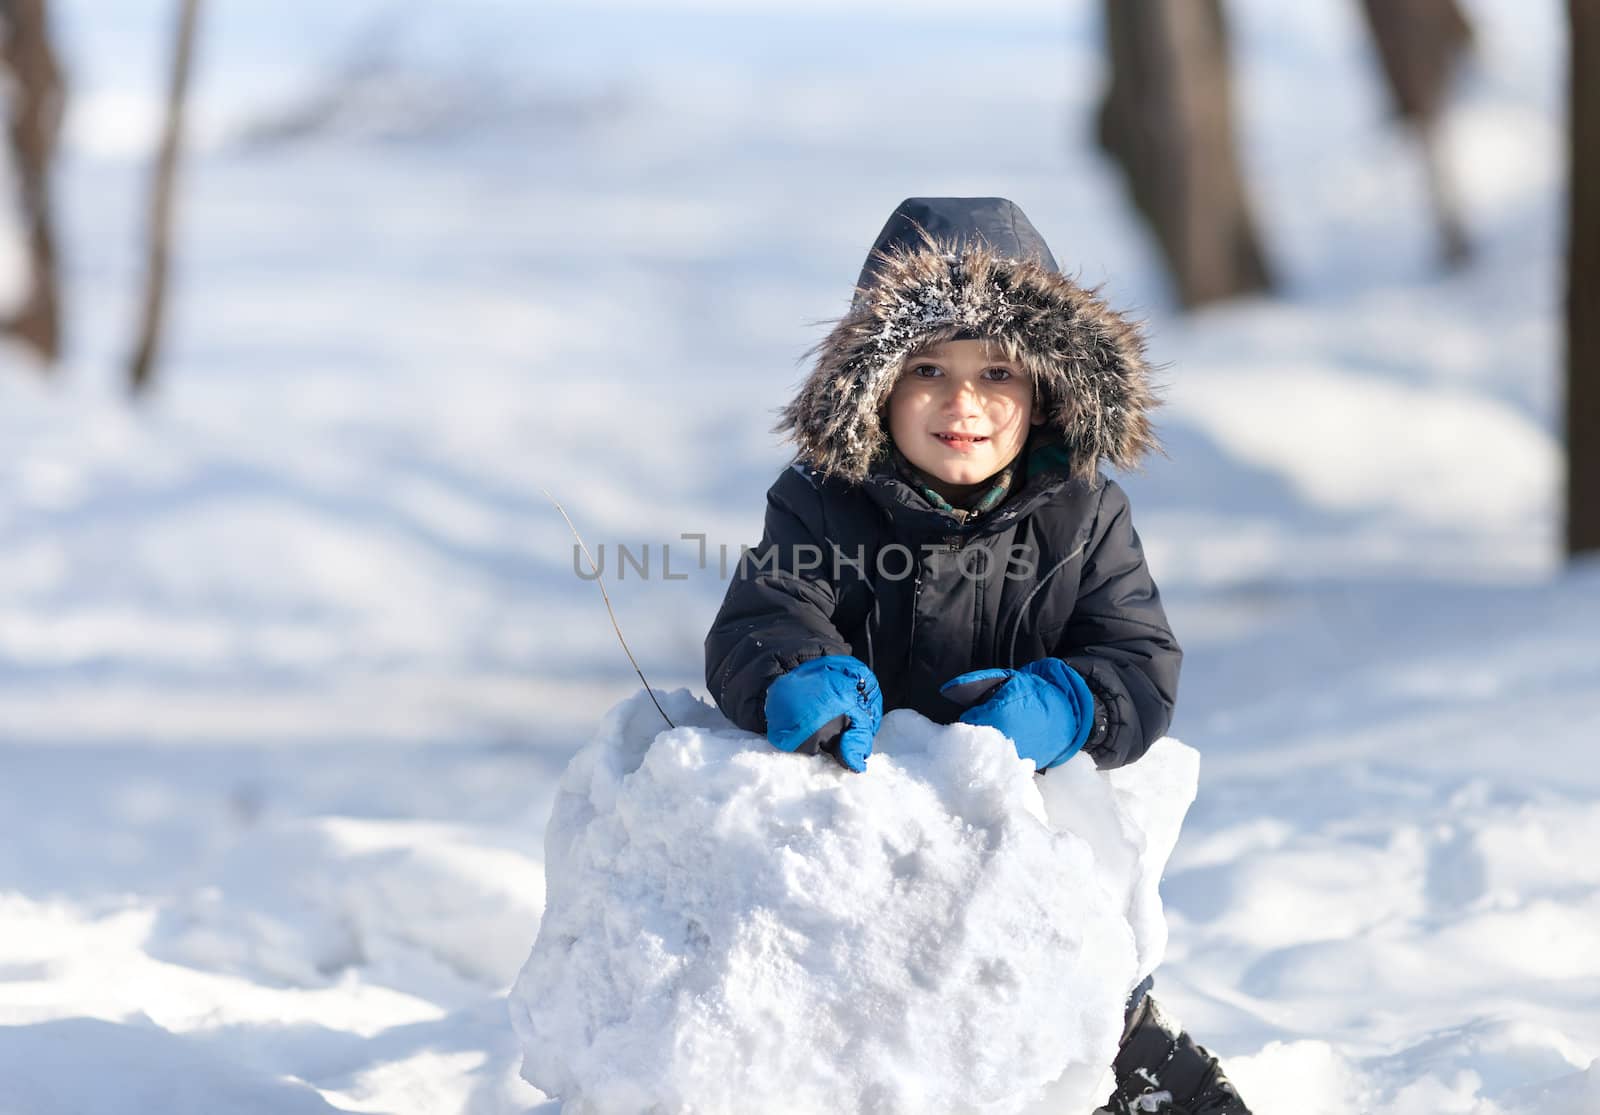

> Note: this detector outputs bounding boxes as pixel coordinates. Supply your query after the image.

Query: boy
[705,197,1250,1114]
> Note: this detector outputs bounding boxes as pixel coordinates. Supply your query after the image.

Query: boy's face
[887,338,1042,489]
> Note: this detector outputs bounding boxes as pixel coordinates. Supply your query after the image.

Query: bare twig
[129,0,201,395]
[542,488,675,730]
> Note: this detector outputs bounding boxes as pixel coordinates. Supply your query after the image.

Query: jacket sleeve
[1053,478,1182,769]
[705,468,854,734]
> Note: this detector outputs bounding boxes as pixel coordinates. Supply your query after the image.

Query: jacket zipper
[906,570,923,670]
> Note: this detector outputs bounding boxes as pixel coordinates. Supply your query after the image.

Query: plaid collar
[889,445,1015,523]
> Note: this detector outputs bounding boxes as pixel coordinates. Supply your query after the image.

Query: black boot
[1096,997,1252,1115]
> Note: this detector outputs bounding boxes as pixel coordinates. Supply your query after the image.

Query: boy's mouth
[934,432,989,450]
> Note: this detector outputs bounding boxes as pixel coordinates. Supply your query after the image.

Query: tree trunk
[1095,0,1272,309]
[0,0,65,365]
[1569,0,1600,559]
[129,0,200,396]
[1357,0,1474,268]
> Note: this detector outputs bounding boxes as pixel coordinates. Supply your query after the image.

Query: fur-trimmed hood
[777,197,1162,485]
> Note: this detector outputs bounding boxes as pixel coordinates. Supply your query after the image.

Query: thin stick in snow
[542,488,676,730]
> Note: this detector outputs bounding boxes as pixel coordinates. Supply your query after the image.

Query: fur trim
[777,228,1162,485]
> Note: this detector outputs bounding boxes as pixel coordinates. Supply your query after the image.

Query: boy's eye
[911,364,942,377]
[983,367,1015,381]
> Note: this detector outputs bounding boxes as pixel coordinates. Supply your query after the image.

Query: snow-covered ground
[1,0,1595,1112]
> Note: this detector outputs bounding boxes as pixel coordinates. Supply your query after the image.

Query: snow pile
[509,689,1198,1115]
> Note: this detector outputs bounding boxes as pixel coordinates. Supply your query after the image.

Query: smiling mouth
[935,433,988,445]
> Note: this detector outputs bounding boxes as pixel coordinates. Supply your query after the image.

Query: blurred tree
[1095,0,1272,308]
[1570,0,1600,559]
[130,0,200,395]
[0,0,65,365]
[1356,0,1474,268]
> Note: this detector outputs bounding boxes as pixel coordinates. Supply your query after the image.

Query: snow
[1,0,1596,1112]
[509,689,1196,1114]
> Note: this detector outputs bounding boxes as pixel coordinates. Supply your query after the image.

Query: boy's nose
[943,379,982,414]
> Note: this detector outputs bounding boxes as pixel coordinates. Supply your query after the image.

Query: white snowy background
[1,0,1597,1112]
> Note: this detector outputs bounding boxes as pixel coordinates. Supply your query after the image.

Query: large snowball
[510,689,1197,1115]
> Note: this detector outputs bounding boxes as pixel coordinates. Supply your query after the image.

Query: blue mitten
[763,655,882,773]
[939,658,1094,770]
